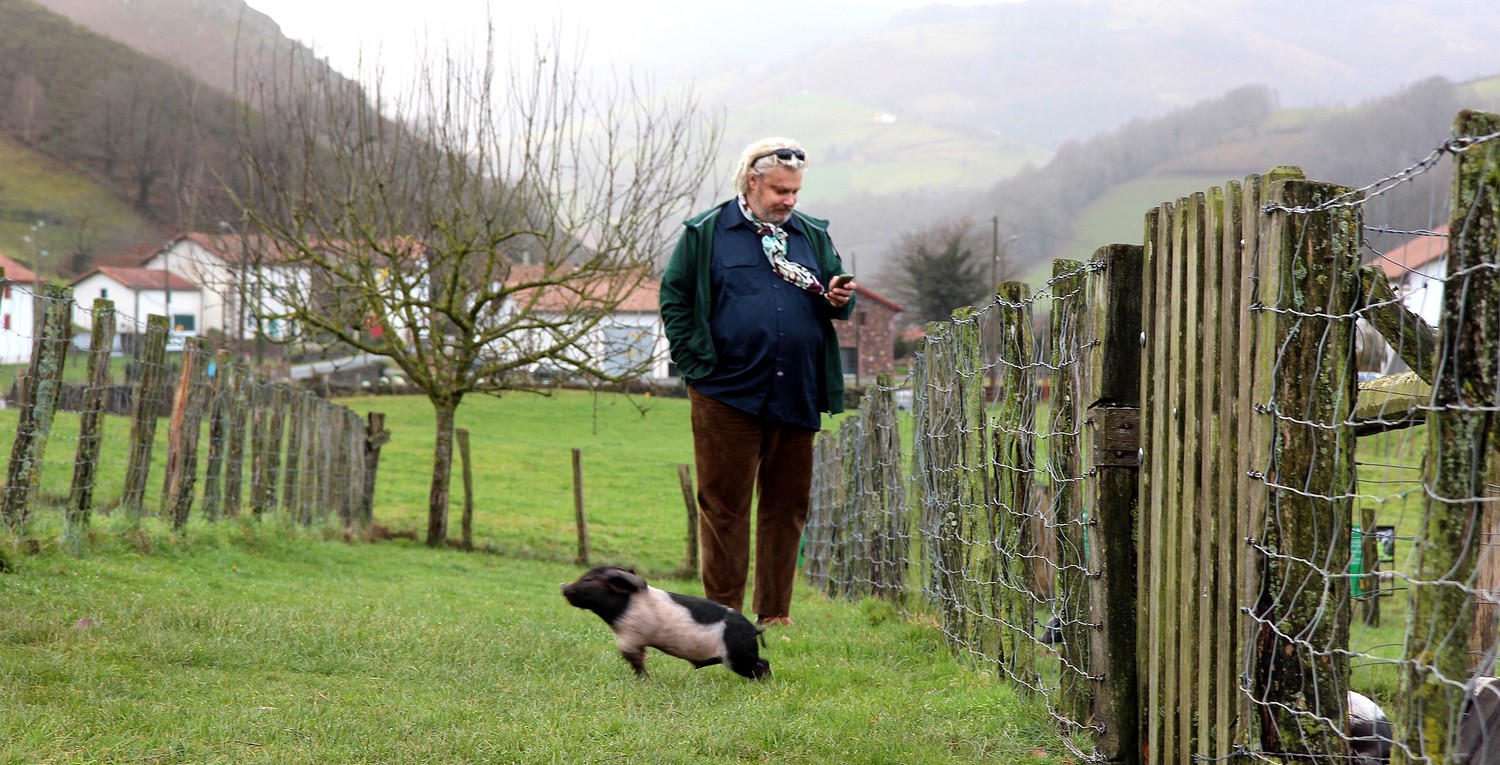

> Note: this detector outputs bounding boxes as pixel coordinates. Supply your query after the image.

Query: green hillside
[0,134,158,277]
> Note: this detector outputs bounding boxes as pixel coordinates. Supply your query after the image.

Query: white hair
[733,137,807,195]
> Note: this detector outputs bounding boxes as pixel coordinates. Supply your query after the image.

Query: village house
[834,285,906,383]
[0,253,39,364]
[134,233,306,343]
[69,266,203,349]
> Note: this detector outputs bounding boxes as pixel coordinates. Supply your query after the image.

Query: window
[840,346,859,377]
[100,288,109,299]
[171,314,196,332]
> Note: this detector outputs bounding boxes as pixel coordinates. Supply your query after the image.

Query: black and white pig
[561,566,771,680]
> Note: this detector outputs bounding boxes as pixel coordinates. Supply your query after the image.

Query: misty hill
[706,0,1500,151]
[0,0,369,275]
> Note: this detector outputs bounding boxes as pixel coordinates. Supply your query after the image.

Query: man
[659,137,857,626]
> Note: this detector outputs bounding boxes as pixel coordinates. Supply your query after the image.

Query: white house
[70,266,203,344]
[494,264,669,381]
[135,233,308,342]
[1373,226,1447,374]
[0,253,39,364]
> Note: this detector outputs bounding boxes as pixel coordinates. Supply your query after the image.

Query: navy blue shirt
[692,203,826,430]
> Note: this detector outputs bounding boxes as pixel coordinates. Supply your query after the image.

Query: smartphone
[830,274,854,289]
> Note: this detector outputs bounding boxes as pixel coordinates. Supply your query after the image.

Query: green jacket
[659,201,856,415]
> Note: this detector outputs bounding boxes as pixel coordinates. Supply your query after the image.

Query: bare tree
[230,32,720,547]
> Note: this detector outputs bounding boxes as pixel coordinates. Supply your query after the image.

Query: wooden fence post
[992,284,1036,690]
[120,314,169,524]
[264,385,288,517]
[1254,176,1361,758]
[1,284,73,530]
[222,362,250,519]
[163,338,212,531]
[361,412,389,527]
[282,387,305,522]
[297,393,319,524]
[1399,109,1500,762]
[200,351,233,521]
[573,447,589,565]
[65,298,116,549]
[1084,244,1142,764]
[457,428,474,551]
[678,463,699,576]
[1049,259,1091,728]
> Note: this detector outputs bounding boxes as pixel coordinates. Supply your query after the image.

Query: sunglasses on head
[750,148,806,166]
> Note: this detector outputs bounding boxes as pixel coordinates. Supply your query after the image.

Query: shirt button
[776,371,784,377]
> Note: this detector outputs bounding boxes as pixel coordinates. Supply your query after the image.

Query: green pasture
[1,389,1065,764]
[0,134,156,278]
[0,373,1443,760]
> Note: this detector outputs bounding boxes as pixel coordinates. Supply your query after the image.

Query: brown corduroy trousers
[688,387,816,620]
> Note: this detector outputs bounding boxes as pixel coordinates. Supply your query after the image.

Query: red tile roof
[506,264,658,313]
[0,253,39,283]
[77,267,200,291]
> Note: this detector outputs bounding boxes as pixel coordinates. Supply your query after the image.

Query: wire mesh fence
[804,108,1500,764]
[0,291,388,553]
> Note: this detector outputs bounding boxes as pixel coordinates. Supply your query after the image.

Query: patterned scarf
[737,195,826,296]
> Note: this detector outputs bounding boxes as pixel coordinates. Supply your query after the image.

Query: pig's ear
[607,569,646,593]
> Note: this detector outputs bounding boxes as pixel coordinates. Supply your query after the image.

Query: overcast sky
[243,0,998,84]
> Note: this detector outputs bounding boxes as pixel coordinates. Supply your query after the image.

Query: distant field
[724,92,1048,203]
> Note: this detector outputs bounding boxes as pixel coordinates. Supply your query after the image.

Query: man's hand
[826,275,855,308]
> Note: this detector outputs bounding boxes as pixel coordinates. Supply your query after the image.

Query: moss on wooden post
[949,306,993,662]
[1254,177,1360,760]
[65,298,116,550]
[1398,110,1500,764]
[993,283,1036,690]
[0,284,73,531]
[1050,259,1090,726]
[120,314,169,524]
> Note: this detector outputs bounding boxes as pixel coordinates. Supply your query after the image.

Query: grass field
[1,389,1066,764]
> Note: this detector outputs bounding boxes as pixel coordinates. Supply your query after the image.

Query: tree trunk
[426,400,457,547]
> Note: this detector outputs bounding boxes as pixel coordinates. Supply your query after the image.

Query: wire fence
[0,292,389,554]
[804,108,1500,764]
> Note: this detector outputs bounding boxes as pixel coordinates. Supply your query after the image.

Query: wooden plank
[1195,188,1223,760]
[119,314,170,523]
[1085,243,1143,765]
[1144,203,1172,765]
[65,298,116,549]
[1,285,74,530]
[1399,109,1500,762]
[1356,263,1436,383]
[1214,179,1245,759]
